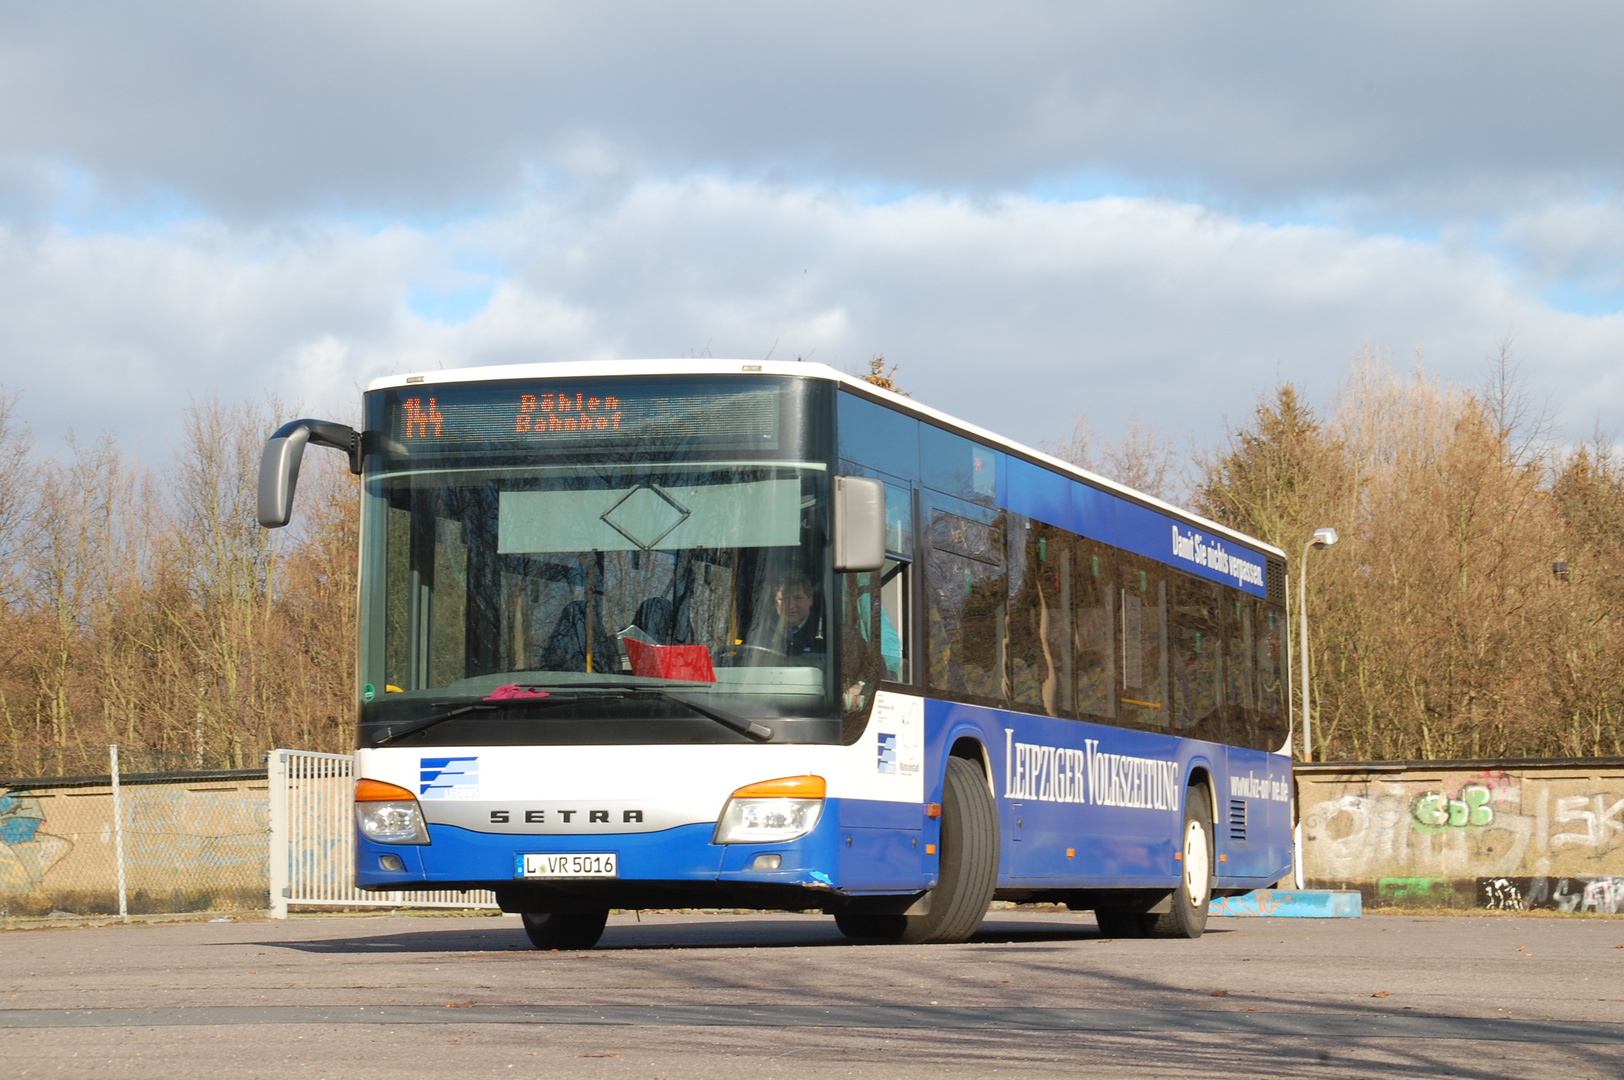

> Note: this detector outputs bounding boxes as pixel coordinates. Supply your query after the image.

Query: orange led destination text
[402,397,445,438]
[516,392,622,434]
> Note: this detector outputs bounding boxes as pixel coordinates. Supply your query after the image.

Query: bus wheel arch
[948,735,993,799]
[1183,763,1219,824]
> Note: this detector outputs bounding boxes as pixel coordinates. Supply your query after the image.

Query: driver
[766,569,824,658]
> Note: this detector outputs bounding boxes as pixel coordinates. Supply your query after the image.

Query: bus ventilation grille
[1228,799,1248,842]
[1266,559,1286,604]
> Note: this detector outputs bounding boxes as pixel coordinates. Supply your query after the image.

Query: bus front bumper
[353,811,918,903]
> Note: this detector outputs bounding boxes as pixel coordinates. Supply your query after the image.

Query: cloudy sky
[2,1,1621,463]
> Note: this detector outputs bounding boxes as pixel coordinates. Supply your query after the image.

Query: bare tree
[0,388,33,612]
[25,433,120,752]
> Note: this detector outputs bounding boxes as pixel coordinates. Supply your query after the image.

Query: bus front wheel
[836,756,999,945]
[521,907,609,950]
[903,756,999,943]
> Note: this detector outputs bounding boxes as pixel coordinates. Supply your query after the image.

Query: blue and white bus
[259,361,1293,947]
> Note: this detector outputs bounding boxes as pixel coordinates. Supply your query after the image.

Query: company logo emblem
[877,732,898,774]
[420,756,479,799]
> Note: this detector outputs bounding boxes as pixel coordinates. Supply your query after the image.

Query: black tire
[1146,786,1213,939]
[521,907,610,950]
[892,755,1000,944]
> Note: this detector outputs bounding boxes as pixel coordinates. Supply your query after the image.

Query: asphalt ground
[3,909,1623,1079]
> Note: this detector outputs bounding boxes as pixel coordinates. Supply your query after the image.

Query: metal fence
[268,749,496,917]
[1,747,270,920]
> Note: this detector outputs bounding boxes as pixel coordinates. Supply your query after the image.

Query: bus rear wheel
[1093,786,1214,940]
[521,907,610,950]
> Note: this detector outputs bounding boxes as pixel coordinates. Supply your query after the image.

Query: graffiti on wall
[1478,875,1624,914]
[1412,785,1494,830]
[0,790,74,890]
[1301,769,1624,894]
[123,791,268,868]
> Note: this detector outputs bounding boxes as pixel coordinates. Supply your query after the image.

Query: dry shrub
[1199,345,1621,760]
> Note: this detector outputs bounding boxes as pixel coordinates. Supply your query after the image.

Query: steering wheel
[713,644,783,667]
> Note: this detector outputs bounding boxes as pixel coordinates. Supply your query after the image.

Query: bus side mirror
[832,476,885,572]
[257,419,361,528]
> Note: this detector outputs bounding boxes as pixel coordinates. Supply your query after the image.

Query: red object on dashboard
[621,639,717,683]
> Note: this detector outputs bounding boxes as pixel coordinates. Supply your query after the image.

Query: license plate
[517,853,618,879]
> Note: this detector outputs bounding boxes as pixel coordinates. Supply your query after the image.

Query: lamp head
[1311,527,1339,549]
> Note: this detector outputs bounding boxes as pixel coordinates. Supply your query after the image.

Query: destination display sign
[378,378,783,451]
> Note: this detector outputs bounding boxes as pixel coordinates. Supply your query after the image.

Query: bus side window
[1074,539,1115,720]
[879,558,910,683]
[1256,603,1285,722]
[1118,555,1167,728]
[1172,575,1221,737]
[839,569,882,735]
[926,509,1007,704]
[1007,519,1072,718]
[1226,595,1255,712]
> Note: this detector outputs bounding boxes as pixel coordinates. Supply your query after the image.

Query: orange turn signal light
[355,778,416,802]
[730,775,826,799]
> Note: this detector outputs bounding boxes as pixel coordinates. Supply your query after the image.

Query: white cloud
[2,179,1620,466]
[1,3,1620,220]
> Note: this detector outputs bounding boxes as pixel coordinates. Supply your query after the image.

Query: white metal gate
[268,749,498,917]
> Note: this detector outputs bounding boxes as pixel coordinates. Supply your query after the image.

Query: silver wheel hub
[1183,818,1210,907]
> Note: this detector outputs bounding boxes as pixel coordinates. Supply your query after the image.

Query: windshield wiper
[517,683,774,741]
[372,697,577,747]
[636,689,774,742]
[370,686,773,746]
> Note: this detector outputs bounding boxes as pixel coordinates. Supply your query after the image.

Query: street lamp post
[1299,527,1339,762]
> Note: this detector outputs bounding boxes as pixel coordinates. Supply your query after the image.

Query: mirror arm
[257,418,361,529]
[296,420,363,475]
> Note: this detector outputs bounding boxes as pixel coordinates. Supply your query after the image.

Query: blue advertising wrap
[1002,455,1269,599]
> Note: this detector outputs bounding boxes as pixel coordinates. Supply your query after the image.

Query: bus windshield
[356,376,840,740]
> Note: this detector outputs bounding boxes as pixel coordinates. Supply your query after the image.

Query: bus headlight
[354,778,430,845]
[713,775,825,844]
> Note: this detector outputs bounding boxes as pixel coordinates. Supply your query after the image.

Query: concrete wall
[1297,758,1624,912]
[0,771,269,917]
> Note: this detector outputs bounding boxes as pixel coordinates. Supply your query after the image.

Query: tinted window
[1009,517,1086,718]
[1255,602,1287,738]
[1224,595,1255,713]
[922,425,1000,505]
[838,392,920,482]
[884,482,913,556]
[1172,576,1222,737]
[926,509,1007,702]
[1006,517,1052,714]
[1118,554,1168,729]
[1074,537,1116,720]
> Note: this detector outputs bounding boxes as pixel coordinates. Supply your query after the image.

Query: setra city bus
[258,360,1294,948]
